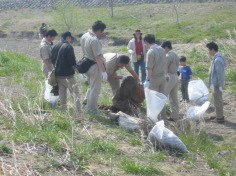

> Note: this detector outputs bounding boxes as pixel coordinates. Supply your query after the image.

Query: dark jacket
[51,39,76,77]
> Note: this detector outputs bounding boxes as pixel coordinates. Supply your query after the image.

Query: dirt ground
[0,36,236,176]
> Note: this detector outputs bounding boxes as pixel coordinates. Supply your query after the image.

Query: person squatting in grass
[127,30,147,83]
[161,41,180,121]
[80,21,107,117]
[103,53,140,96]
[51,31,81,115]
[39,29,59,96]
[143,34,167,120]
[178,56,192,103]
[207,42,227,124]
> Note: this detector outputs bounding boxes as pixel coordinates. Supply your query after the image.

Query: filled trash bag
[118,112,140,130]
[188,101,210,120]
[44,80,59,107]
[188,80,209,106]
[148,120,188,153]
[145,88,167,123]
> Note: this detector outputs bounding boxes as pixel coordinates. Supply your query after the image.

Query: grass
[0,143,12,154]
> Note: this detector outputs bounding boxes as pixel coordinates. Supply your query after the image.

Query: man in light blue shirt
[207,42,227,123]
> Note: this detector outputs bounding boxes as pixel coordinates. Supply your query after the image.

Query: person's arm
[43,59,52,72]
[108,73,122,79]
[215,59,225,87]
[189,67,193,79]
[67,45,79,73]
[129,70,140,81]
[95,55,106,72]
[146,68,153,81]
[146,51,154,81]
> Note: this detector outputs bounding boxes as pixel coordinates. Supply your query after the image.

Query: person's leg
[169,83,179,119]
[140,59,146,83]
[133,62,139,78]
[108,77,120,96]
[57,78,67,110]
[86,65,102,114]
[67,77,81,115]
[213,86,224,119]
[159,78,167,120]
[185,80,190,101]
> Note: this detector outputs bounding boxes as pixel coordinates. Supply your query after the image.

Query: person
[206,42,226,123]
[161,41,179,120]
[104,53,140,96]
[178,56,192,103]
[143,34,167,120]
[39,23,48,39]
[40,29,58,79]
[127,30,147,83]
[80,21,107,116]
[51,32,81,115]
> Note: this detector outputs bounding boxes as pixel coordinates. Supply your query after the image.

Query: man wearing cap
[162,41,179,120]
[80,20,107,116]
[104,53,140,96]
[143,34,167,120]
[127,30,147,83]
[51,31,81,115]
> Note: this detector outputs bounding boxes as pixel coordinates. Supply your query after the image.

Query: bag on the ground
[188,79,209,106]
[148,120,188,153]
[188,101,210,120]
[117,111,140,130]
[76,57,96,73]
[44,80,59,107]
[145,88,167,123]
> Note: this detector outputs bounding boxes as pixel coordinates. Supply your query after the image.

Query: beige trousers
[165,75,179,119]
[85,64,102,114]
[108,73,120,96]
[57,77,81,115]
[213,86,224,119]
[149,75,166,120]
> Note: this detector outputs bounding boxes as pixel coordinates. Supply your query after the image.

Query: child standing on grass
[178,56,192,103]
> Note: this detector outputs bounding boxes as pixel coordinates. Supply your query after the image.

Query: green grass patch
[0,143,12,154]
[120,158,165,176]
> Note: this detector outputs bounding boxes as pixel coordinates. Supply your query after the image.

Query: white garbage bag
[117,112,139,130]
[188,101,210,120]
[188,80,209,106]
[44,80,59,107]
[148,120,188,153]
[145,88,167,123]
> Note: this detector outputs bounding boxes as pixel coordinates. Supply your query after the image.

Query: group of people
[40,20,226,123]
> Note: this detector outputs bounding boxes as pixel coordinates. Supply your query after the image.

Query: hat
[133,30,142,35]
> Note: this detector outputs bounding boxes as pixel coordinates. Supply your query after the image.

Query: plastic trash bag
[44,80,59,107]
[188,80,209,106]
[148,120,188,153]
[117,112,140,130]
[145,88,167,123]
[188,101,210,120]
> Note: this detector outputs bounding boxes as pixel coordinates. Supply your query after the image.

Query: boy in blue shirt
[178,56,192,102]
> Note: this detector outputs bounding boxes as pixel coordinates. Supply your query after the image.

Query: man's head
[206,42,218,56]
[179,56,187,66]
[133,30,142,40]
[62,31,72,43]
[45,29,58,42]
[92,20,106,37]
[118,55,130,68]
[161,41,172,53]
[42,23,45,26]
[144,34,155,48]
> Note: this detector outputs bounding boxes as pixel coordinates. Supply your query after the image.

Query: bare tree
[108,0,114,17]
[173,3,180,29]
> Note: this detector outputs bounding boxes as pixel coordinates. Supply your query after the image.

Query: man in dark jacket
[52,31,81,115]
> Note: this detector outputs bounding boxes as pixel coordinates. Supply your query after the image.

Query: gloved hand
[128,49,134,55]
[219,86,224,92]
[102,72,108,81]
[165,74,170,82]
[143,80,150,88]
[122,76,127,81]
[77,74,84,81]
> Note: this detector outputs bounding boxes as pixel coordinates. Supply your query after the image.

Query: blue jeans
[133,59,146,83]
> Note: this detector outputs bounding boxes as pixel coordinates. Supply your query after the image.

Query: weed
[0,143,12,154]
[120,158,165,176]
